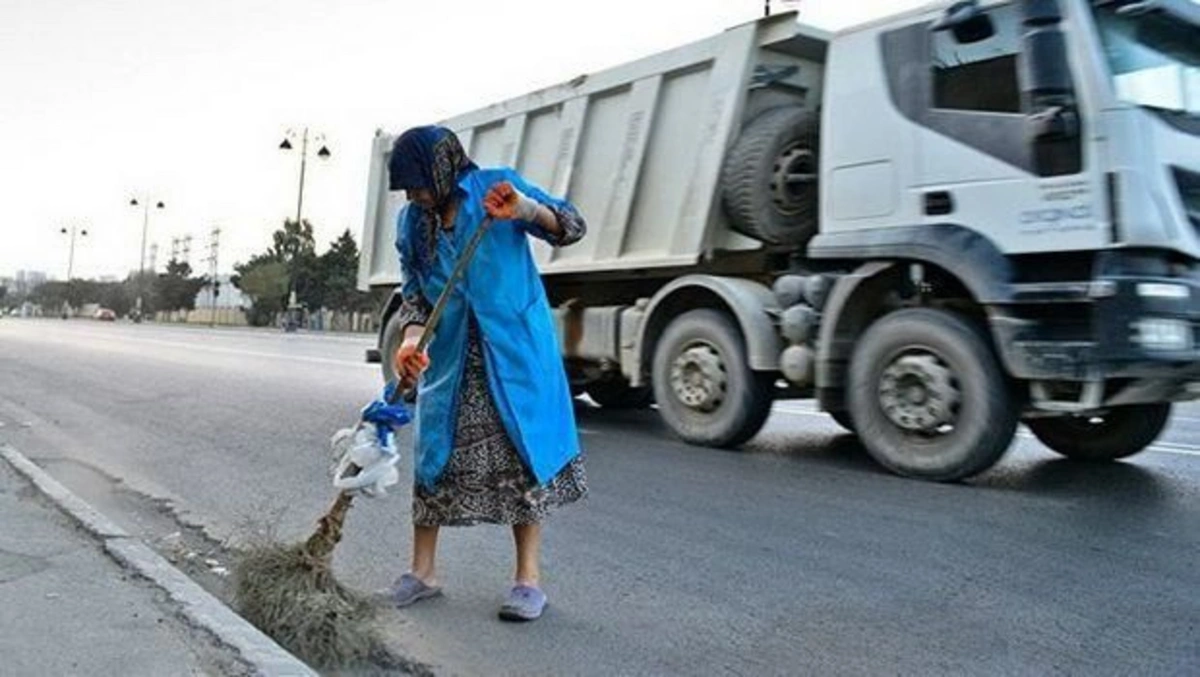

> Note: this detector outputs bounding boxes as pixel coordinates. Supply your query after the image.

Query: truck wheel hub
[878,354,960,433]
[671,344,727,412]
[771,146,817,214]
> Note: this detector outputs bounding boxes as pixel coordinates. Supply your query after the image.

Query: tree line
[3,220,382,326]
[232,220,382,326]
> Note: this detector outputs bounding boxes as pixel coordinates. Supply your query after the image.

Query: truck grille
[1175,166,1200,233]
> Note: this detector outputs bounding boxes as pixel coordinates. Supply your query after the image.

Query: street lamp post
[765,0,802,16]
[129,196,164,323]
[278,128,331,332]
[60,225,88,281]
[279,127,331,227]
[59,225,88,319]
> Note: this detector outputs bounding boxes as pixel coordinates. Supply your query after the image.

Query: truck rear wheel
[1026,403,1171,461]
[587,378,654,410]
[652,309,773,448]
[721,106,820,246]
[848,308,1018,481]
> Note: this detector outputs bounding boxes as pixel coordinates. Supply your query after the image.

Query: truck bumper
[997,273,1200,384]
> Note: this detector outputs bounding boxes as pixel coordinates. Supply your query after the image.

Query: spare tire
[721,106,820,245]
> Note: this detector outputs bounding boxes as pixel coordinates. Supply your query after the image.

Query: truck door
[880,1,1107,255]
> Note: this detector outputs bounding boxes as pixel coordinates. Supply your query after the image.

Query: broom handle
[388,216,494,404]
[417,216,494,353]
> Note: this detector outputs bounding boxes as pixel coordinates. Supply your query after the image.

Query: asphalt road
[1,318,1197,676]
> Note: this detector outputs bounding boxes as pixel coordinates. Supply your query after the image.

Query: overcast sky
[0,0,928,281]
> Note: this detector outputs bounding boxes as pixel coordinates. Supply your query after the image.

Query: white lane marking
[130,337,372,369]
[0,320,373,346]
[770,406,1200,459]
[33,331,372,370]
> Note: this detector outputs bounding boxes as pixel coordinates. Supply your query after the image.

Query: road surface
[0,318,1196,676]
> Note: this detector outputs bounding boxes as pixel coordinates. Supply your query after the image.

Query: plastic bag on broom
[329,381,412,498]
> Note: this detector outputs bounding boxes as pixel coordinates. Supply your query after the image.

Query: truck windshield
[1091,2,1200,116]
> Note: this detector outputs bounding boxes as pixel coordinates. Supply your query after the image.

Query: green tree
[155,259,206,311]
[232,219,376,326]
[269,219,322,310]
[99,282,133,316]
[319,229,371,312]
[123,270,160,315]
[233,258,289,326]
[30,281,69,310]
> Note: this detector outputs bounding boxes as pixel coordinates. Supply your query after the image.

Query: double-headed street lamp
[279,127,331,227]
[279,128,330,331]
[59,225,88,319]
[130,196,165,322]
[60,224,88,281]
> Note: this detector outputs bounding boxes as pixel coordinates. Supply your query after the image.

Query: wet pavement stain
[0,548,50,584]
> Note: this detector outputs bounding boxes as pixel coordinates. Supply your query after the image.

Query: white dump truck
[360,0,1200,481]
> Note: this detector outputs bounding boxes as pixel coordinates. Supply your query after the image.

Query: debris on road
[234,492,376,668]
[232,381,414,669]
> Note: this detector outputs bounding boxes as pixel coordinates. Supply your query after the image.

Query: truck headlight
[1137,283,1190,300]
[1132,318,1193,351]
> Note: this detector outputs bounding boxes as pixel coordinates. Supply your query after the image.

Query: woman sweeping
[386,125,587,622]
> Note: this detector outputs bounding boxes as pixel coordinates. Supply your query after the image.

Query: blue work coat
[395,167,581,489]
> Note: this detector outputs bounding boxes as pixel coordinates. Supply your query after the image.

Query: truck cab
[801,0,1200,477]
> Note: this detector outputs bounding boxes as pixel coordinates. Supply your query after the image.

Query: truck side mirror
[932,0,996,44]
[1021,0,1082,175]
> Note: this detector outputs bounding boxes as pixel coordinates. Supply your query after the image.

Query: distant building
[192,274,248,309]
[14,270,48,296]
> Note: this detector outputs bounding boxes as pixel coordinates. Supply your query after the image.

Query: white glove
[513,189,540,222]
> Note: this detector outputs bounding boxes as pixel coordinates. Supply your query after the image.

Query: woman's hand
[484,181,540,222]
[393,336,430,390]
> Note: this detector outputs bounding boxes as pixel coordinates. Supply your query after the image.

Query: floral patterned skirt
[412,321,587,527]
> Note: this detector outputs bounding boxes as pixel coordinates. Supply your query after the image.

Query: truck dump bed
[359,13,828,289]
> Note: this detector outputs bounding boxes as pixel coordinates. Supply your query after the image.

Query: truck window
[932,4,1021,113]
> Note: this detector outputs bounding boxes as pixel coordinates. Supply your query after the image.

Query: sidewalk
[0,458,246,676]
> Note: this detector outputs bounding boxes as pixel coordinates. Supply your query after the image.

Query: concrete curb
[0,443,317,677]
[1,445,129,539]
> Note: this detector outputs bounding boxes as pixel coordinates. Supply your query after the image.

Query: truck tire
[379,311,404,384]
[587,379,654,410]
[1026,403,1171,461]
[848,308,1018,481]
[721,106,820,246]
[652,309,774,448]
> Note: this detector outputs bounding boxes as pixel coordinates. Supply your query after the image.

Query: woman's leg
[512,523,542,586]
[412,524,441,584]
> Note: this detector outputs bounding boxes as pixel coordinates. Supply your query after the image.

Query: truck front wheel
[1026,403,1171,461]
[652,309,774,448]
[848,308,1018,481]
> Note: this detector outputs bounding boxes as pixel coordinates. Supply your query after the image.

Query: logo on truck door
[1018,180,1096,236]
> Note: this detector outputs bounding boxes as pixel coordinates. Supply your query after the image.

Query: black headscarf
[387,126,476,205]
[389,126,477,273]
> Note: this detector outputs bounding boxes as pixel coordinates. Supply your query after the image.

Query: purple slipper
[387,573,442,608]
[498,584,547,622]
